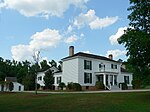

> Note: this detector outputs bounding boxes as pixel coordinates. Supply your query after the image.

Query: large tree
[118,0,150,86]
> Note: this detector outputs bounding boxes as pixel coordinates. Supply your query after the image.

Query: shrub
[67,82,82,91]
[95,81,105,90]
[9,82,14,91]
[119,83,128,90]
[132,79,141,89]
[67,82,73,90]
[37,83,40,90]
[72,83,82,91]
[59,82,66,90]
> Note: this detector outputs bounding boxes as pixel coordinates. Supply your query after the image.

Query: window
[18,86,21,91]
[124,76,129,84]
[38,76,42,81]
[99,64,102,68]
[84,60,92,70]
[57,77,61,84]
[111,64,117,69]
[84,72,92,83]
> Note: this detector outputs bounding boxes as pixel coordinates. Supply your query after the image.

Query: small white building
[0,77,24,92]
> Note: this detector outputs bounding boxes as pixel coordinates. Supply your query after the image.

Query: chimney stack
[69,46,74,56]
[108,54,113,60]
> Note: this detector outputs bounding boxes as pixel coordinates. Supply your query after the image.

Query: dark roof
[5,77,17,82]
[62,52,118,62]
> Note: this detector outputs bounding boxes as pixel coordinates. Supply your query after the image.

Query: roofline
[62,52,120,63]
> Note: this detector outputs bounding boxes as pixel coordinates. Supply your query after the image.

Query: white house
[60,46,132,90]
[0,77,24,92]
[37,66,62,89]
[37,46,133,90]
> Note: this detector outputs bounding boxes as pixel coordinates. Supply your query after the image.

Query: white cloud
[89,16,119,29]
[109,27,127,45]
[29,29,62,50]
[67,25,73,33]
[11,44,32,61]
[73,9,119,29]
[0,0,88,18]
[80,33,84,37]
[11,28,62,61]
[106,49,126,59]
[64,35,78,44]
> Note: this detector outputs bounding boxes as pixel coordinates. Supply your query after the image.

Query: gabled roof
[5,77,17,82]
[62,52,118,63]
[38,66,60,74]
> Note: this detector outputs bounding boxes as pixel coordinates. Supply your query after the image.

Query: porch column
[108,74,110,85]
[112,75,114,85]
[103,74,106,85]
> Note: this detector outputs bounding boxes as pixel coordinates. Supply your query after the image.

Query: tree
[9,82,14,91]
[43,70,54,89]
[22,74,35,90]
[49,60,57,67]
[40,60,50,71]
[118,0,150,86]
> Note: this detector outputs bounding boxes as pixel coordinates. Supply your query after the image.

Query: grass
[0,92,150,112]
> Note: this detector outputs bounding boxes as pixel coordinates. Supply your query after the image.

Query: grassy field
[0,92,150,112]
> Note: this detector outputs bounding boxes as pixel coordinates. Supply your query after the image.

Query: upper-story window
[84,60,92,70]
[38,76,42,81]
[111,64,117,69]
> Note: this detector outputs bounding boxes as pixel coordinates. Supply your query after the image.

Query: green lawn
[0,92,150,112]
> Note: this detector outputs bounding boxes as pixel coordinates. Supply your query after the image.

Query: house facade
[37,66,61,89]
[37,46,133,90]
[61,47,132,90]
[0,77,24,92]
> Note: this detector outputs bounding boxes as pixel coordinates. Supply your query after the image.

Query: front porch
[95,72,120,90]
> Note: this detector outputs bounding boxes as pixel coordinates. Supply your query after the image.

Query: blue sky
[0,0,130,62]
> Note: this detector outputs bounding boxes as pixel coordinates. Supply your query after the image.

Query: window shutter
[84,60,86,69]
[111,64,113,69]
[90,61,92,70]
[84,73,86,83]
[90,73,92,83]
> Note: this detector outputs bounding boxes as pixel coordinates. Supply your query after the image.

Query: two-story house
[56,46,132,90]
[38,46,133,90]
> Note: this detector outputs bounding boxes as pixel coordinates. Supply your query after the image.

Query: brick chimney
[108,54,113,60]
[69,46,74,56]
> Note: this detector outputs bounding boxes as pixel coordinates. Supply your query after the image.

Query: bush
[67,82,73,90]
[72,83,82,91]
[67,82,82,91]
[132,79,141,89]
[119,83,128,90]
[59,82,66,90]
[9,82,14,91]
[95,81,105,90]
[37,83,40,90]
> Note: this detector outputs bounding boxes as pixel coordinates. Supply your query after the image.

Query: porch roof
[95,72,118,75]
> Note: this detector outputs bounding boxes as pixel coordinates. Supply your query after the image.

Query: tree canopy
[0,57,59,90]
[118,0,150,86]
